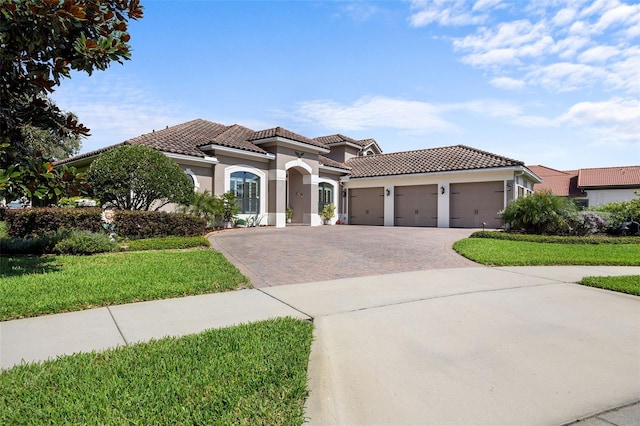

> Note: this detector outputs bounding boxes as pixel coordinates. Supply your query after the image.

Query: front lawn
[0,317,313,425]
[453,238,640,266]
[0,249,248,321]
[579,275,640,296]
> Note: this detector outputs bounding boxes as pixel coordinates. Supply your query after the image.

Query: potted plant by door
[320,203,335,225]
[286,206,293,223]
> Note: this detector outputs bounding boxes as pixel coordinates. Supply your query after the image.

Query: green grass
[579,275,640,296]
[0,317,313,425]
[453,238,640,266]
[0,249,249,321]
[124,235,211,251]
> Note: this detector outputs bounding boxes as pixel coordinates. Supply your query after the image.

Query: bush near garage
[3,208,206,239]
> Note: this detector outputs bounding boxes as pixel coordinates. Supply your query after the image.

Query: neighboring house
[58,119,540,229]
[529,165,640,208]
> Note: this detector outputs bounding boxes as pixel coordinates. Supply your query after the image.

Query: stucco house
[529,165,640,208]
[59,119,541,228]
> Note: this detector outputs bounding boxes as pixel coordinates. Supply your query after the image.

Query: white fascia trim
[346,166,527,181]
[319,164,350,174]
[521,166,543,184]
[253,137,330,154]
[199,144,276,161]
[164,152,218,165]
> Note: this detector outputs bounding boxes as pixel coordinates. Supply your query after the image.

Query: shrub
[4,208,102,238]
[501,191,579,235]
[592,195,640,232]
[0,230,69,255]
[4,208,206,240]
[53,231,118,255]
[177,190,222,227]
[87,145,194,211]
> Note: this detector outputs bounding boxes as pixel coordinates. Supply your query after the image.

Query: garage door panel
[450,182,504,228]
[349,187,384,226]
[394,185,438,227]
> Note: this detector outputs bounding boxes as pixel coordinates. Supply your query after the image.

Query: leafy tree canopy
[87,145,195,211]
[0,0,143,202]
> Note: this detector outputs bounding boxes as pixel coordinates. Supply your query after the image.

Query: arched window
[230,171,260,214]
[318,182,334,212]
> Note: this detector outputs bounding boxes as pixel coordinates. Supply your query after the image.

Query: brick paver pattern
[209,226,478,287]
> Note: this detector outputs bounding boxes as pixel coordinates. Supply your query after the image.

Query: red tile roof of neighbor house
[528,165,585,197]
[346,145,524,178]
[577,166,640,188]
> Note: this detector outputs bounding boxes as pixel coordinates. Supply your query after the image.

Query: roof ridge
[456,144,524,165]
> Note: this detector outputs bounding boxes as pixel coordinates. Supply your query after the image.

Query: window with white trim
[230,171,260,214]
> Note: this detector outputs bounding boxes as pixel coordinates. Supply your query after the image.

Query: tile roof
[314,134,362,146]
[319,155,350,170]
[578,166,640,188]
[127,119,228,157]
[202,124,268,154]
[249,127,329,149]
[528,165,584,197]
[346,145,523,178]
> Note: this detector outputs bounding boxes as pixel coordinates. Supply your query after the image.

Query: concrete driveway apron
[209,227,640,425]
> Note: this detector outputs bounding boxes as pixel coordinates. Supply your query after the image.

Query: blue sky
[53,0,639,170]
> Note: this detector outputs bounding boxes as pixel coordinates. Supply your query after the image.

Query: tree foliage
[21,121,82,160]
[87,145,195,211]
[0,0,143,201]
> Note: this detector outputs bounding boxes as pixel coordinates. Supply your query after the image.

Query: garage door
[450,182,504,228]
[394,185,438,227]
[349,187,384,226]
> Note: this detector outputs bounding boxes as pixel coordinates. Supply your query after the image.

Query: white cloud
[415,0,640,94]
[557,97,640,146]
[292,96,456,133]
[53,75,199,152]
[408,0,500,27]
[490,76,526,89]
[338,2,379,23]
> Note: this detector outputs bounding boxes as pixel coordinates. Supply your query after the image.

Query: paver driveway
[208,226,478,287]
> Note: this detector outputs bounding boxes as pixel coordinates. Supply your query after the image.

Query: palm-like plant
[502,191,578,235]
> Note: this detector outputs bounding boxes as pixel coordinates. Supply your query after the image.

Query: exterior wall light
[440,186,445,195]
[385,188,391,196]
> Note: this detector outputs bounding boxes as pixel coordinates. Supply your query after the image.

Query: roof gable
[249,127,329,150]
[346,145,523,178]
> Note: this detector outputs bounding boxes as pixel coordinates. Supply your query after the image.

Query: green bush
[501,191,579,235]
[0,230,69,255]
[592,196,640,232]
[4,208,206,240]
[125,236,210,251]
[470,231,640,244]
[53,231,118,255]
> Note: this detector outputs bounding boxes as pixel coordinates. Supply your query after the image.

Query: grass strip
[124,235,210,251]
[469,231,640,245]
[579,275,640,296]
[0,317,313,425]
[0,249,249,321]
[453,238,640,266]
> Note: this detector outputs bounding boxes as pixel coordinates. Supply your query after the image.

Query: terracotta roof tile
[314,134,362,146]
[249,127,329,149]
[528,165,584,196]
[203,124,268,154]
[346,145,523,178]
[578,166,640,188]
[319,155,350,170]
[126,119,228,157]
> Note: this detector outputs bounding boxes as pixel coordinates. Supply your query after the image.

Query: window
[318,182,334,212]
[230,171,260,214]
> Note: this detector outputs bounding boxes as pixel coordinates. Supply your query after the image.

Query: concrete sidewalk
[1,265,639,425]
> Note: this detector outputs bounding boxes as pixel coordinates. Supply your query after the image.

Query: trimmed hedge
[4,208,206,240]
[470,231,640,245]
[53,231,118,255]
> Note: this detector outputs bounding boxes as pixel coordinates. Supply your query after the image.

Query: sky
[53,0,640,170]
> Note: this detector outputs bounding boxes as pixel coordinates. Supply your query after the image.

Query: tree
[87,145,195,211]
[0,0,143,201]
[21,121,82,161]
